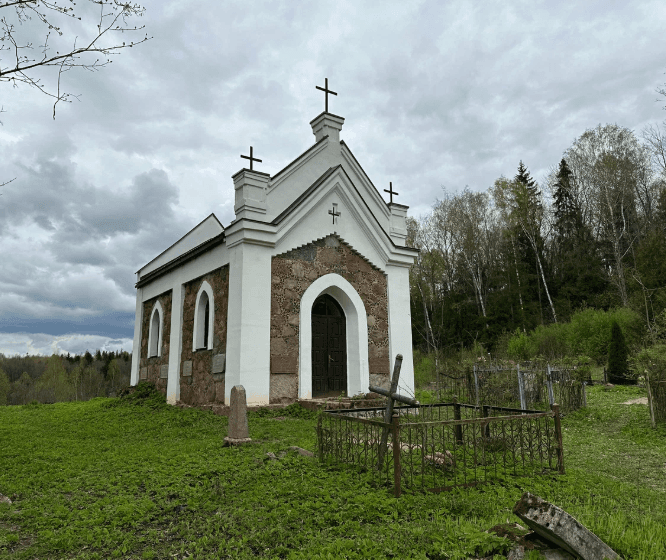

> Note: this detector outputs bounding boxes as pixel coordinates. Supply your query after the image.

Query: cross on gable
[316,78,337,113]
[328,203,340,225]
[384,182,399,204]
[240,146,262,171]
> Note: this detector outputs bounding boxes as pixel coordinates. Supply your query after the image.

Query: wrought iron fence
[437,363,588,413]
[317,402,564,497]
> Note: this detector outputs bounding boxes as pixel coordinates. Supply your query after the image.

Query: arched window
[148,301,164,358]
[193,281,214,351]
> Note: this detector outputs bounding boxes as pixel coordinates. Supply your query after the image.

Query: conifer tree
[608,320,630,384]
[552,158,606,317]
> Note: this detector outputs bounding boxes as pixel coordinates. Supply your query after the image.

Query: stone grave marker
[223,385,252,446]
[513,492,619,560]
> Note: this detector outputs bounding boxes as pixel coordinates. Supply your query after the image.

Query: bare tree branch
[1,0,151,118]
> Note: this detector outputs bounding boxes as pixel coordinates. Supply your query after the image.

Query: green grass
[1,385,665,559]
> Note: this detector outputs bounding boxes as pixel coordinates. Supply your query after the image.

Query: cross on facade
[240,146,262,171]
[316,78,337,113]
[369,354,418,469]
[328,204,340,224]
[384,182,399,204]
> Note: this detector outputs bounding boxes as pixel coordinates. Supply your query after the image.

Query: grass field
[1,383,665,559]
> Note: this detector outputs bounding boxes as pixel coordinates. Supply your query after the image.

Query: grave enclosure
[316,357,565,497]
[432,362,588,414]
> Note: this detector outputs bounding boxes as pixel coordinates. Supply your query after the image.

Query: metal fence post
[317,415,323,460]
[546,364,555,406]
[551,403,565,474]
[482,405,490,439]
[473,364,480,408]
[518,365,526,410]
[582,382,587,408]
[453,396,463,444]
[391,413,401,497]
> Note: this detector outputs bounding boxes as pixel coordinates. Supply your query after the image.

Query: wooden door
[311,295,347,398]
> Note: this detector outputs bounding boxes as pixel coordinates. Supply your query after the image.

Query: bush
[413,350,436,388]
[567,307,643,363]
[115,382,167,409]
[506,329,533,361]
[503,307,644,364]
[633,344,666,426]
[607,320,631,384]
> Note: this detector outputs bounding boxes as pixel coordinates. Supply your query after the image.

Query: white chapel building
[130,93,418,406]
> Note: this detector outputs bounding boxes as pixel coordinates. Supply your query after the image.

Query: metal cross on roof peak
[384,182,399,204]
[316,78,337,113]
[240,146,262,171]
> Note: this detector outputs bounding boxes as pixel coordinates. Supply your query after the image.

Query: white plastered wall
[226,241,272,405]
[298,273,370,399]
[130,287,143,385]
[386,264,415,397]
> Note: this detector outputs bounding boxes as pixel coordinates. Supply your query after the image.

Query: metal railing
[317,401,564,497]
[435,363,588,413]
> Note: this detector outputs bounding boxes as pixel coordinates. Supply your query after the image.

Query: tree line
[409,122,666,358]
[0,350,132,405]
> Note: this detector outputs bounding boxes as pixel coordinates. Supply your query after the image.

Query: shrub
[506,328,533,361]
[607,320,631,384]
[413,350,436,388]
[633,344,666,426]
[115,381,167,408]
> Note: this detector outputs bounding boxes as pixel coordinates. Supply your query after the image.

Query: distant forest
[409,123,666,357]
[0,351,132,406]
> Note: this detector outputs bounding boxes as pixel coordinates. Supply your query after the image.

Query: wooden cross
[384,182,399,204]
[328,204,340,224]
[316,78,337,113]
[240,146,262,171]
[369,354,418,470]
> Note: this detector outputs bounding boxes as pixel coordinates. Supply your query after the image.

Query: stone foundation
[269,373,298,403]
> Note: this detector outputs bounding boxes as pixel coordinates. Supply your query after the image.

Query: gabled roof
[270,164,418,254]
[137,213,224,276]
[270,134,329,183]
[136,232,226,289]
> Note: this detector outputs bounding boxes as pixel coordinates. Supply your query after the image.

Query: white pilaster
[130,286,143,386]
[226,240,272,405]
[386,264,415,397]
[167,283,185,404]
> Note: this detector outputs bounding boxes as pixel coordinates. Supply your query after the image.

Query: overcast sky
[1,0,665,356]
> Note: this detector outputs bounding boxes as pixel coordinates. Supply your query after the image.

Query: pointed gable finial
[316,78,337,113]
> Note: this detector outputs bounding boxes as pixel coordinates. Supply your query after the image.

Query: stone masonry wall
[179,266,229,406]
[270,235,390,403]
[139,290,173,395]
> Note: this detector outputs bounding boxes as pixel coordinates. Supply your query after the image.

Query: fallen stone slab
[513,492,619,560]
[289,446,314,457]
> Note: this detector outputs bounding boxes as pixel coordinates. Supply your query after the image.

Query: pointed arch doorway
[311,294,347,397]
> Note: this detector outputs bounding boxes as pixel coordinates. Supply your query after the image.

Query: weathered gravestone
[223,385,252,446]
[513,492,619,560]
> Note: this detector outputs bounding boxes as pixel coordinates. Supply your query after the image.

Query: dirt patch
[621,397,648,405]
